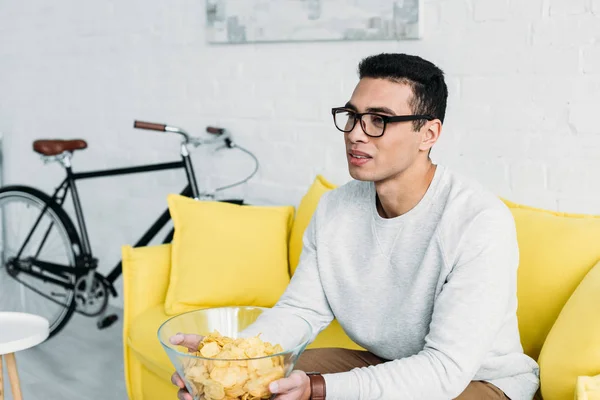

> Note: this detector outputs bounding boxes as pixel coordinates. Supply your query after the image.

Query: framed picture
[206,0,423,44]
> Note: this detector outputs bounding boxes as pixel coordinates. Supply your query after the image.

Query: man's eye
[371,115,385,126]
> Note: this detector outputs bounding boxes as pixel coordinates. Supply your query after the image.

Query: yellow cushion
[289,175,337,276]
[576,375,600,400]
[538,261,600,400]
[164,195,294,315]
[122,243,172,321]
[501,199,600,361]
[308,320,364,351]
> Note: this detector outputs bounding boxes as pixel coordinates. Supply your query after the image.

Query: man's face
[343,77,428,183]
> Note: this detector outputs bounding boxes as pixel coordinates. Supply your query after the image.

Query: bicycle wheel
[0,185,81,337]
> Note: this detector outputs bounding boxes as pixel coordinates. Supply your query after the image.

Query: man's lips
[348,150,372,159]
[348,150,373,166]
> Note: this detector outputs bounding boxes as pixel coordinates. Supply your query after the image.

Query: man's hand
[269,370,311,400]
[169,333,203,400]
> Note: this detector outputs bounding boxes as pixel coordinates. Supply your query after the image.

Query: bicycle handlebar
[206,126,225,135]
[133,120,232,148]
[134,120,167,132]
[130,119,253,194]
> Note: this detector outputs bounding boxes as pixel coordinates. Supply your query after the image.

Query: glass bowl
[157,306,312,400]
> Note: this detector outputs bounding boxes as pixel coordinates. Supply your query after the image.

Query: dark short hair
[358,53,448,131]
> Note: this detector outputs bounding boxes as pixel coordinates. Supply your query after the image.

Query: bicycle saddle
[33,139,88,156]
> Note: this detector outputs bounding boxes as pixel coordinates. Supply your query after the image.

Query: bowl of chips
[157,306,313,400]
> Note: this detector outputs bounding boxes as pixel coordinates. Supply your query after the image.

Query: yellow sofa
[122,177,600,400]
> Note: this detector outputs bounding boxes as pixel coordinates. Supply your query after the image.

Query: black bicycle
[0,120,259,338]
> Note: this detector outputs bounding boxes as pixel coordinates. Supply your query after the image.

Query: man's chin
[348,167,375,182]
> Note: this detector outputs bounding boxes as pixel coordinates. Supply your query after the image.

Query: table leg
[5,353,22,400]
[0,354,4,400]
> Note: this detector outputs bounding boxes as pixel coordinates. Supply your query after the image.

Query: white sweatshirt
[251,164,540,400]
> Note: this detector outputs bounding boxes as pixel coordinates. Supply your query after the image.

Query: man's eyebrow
[343,102,397,115]
[343,102,357,111]
[365,106,396,115]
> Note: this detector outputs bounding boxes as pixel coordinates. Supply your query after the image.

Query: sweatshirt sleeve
[240,195,335,348]
[273,204,336,339]
[324,208,519,399]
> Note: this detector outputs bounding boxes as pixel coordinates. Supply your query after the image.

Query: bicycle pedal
[97,314,119,330]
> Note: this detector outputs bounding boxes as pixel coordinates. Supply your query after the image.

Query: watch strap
[307,372,326,400]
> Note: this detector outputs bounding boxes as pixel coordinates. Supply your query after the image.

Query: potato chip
[225,384,246,398]
[186,364,207,382]
[204,379,225,400]
[182,330,285,399]
[234,366,249,386]
[210,366,241,388]
[214,350,234,367]
[243,347,263,358]
[189,382,199,397]
[182,357,198,370]
[247,357,272,373]
[259,366,284,382]
[271,356,283,368]
[230,347,246,359]
[213,359,229,368]
[200,341,221,358]
[244,378,270,398]
[272,344,283,354]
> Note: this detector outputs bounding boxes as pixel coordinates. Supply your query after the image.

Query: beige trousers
[295,348,509,399]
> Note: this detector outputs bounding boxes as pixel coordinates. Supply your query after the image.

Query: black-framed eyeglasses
[331,107,434,138]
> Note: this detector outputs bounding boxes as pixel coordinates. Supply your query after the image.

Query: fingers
[177,388,194,400]
[269,370,306,394]
[169,332,203,352]
[171,372,186,388]
[169,334,202,399]
[173,372,194,400]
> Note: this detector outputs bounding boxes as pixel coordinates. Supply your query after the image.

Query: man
[171,53,540,399]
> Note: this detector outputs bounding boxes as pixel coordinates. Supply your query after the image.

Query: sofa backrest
[501,199,600,360]
[288,175,337,276]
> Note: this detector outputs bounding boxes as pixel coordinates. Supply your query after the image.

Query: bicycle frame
[13,146,203,296]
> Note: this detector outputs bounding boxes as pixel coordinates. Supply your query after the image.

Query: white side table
[0,312,49,400]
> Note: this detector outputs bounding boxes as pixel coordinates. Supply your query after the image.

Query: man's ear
[419,120,442,151]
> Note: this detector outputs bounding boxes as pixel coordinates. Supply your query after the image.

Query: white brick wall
[594,0,600,15]
[549,0,588,16]
[1,0,599,307]
[473,0,510,22]
[583,45,600,73]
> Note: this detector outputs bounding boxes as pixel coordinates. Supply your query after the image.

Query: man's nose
[346,119,368,143]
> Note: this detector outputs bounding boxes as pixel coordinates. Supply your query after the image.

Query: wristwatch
[306,372,326,400]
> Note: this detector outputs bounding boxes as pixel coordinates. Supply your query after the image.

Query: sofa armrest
[122,244,172,327]
[122,244,172,400]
